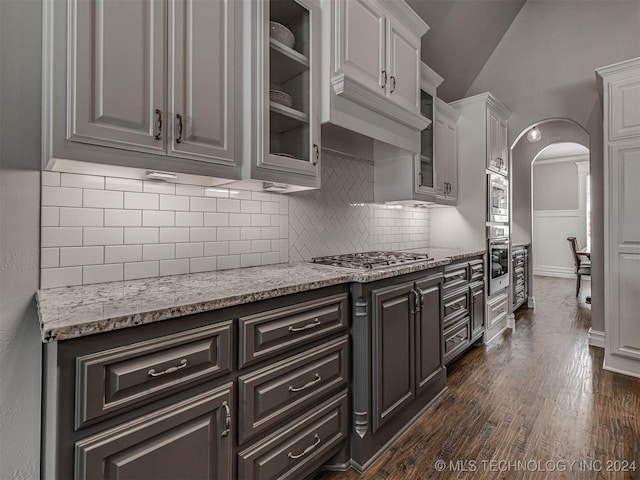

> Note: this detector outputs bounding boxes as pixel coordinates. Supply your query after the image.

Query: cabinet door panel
[609,77,640,139]
[372,282,415,432]
[486,107,501,173]
[387,20,420,114]
[433,113,447,196]
[169,0,236,165]
[415,276,443,395]
[445,118,458,200]
[75,384,233,480]
[471,284,485,340]
[70,0,165,153]
[337,0,385,93]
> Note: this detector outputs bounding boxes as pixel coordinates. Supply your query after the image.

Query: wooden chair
[567,236,590,297]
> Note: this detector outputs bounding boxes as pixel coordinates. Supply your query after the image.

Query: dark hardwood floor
[321,276,640,479]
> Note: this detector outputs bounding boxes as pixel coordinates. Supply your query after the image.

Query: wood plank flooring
[320,276,640,479]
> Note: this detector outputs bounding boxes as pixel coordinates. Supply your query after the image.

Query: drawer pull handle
[221,401,231,437]
[451,334,465,344]
[148,359,187,377]
[288,434,321,459]
[289,318,321,332]
[289,373,322,392]
[497,308,506,314]
[451,304,464,311]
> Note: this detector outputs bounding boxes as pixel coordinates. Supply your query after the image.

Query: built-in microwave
[487,173,509,223]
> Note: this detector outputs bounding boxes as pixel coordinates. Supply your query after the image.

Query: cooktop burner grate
[311,251,430,270]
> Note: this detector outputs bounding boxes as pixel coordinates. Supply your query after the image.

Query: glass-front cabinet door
[416,89,436,194]
[257,0,320,179]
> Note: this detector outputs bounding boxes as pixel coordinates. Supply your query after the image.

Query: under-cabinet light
[146,170,178,180]
[207,188,240,195]
[263,182,289,193]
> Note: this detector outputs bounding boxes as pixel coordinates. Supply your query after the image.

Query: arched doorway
[510,119,590,309]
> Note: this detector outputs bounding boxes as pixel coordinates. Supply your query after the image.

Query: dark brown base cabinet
[42,285,350,480]
[349,270,447,471]
[441,257,485,366]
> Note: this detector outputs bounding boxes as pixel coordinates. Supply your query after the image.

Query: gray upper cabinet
[168,0,236,165]
[68,0,166,154]
[75,384,233,480]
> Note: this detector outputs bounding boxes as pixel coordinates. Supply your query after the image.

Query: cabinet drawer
[238,392,348,480]
[469,260,484,281]
[75,321,232,429]
[443,318,470,362]
[238,336,348,443]
[443,266,469,292]
[443,289,469,328]
[487,293,509,328]
[238,293,348,369]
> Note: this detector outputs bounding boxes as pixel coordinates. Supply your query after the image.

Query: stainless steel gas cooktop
[311,251,430,270]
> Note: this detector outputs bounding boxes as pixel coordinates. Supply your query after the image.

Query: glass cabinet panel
[268,0,313,165]
[419,90,434,189]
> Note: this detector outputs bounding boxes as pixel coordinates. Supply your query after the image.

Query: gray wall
[532,161,579,211]
[0,0,43,478]
[466,0,640,334]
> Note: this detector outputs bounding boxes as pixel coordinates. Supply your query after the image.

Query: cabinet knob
[154,109,162,140]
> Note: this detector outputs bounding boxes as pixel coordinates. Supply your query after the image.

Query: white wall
[0,1,43,478]
[466,0,640,332]
[532,161,578,211]
[532,160,585,277]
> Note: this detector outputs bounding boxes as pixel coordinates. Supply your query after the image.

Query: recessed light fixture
[527,127,541,142]
[146,170,178,180]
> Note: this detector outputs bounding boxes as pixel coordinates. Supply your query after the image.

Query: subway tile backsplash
[40,150,430,288]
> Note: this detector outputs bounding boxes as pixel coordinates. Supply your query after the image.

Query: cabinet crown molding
[435,98,461,121]
[331,73,430,131]
[596,56,640,79]
[421,62,444,93]
[377,0,429,36]
[450,92,511,119]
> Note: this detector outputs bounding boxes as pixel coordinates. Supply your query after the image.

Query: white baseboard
[603,354,640,379]
[588,329,605,348]
[533,266,575,278]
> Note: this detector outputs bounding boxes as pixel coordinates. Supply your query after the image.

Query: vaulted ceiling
[406,0,527,102]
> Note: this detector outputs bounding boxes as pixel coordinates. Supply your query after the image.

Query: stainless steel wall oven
[487,225,509,295]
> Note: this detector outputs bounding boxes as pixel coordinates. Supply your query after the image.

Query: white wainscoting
[533,209,585,278]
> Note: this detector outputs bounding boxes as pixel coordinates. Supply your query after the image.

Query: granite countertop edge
[37,247,485,343]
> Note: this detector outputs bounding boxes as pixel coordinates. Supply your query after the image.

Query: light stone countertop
[36,247,485,342]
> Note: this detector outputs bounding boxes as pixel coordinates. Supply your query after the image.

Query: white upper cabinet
[49,0,240,179]
[486,104,509,176]
[336,0,386,95]
[373,63,460,207]
[69,0,166,153]
[323,0,429,153]
[236,0,321,191]
[386,20,420,113]
[434,99,459,203]
[168,0,236,165]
